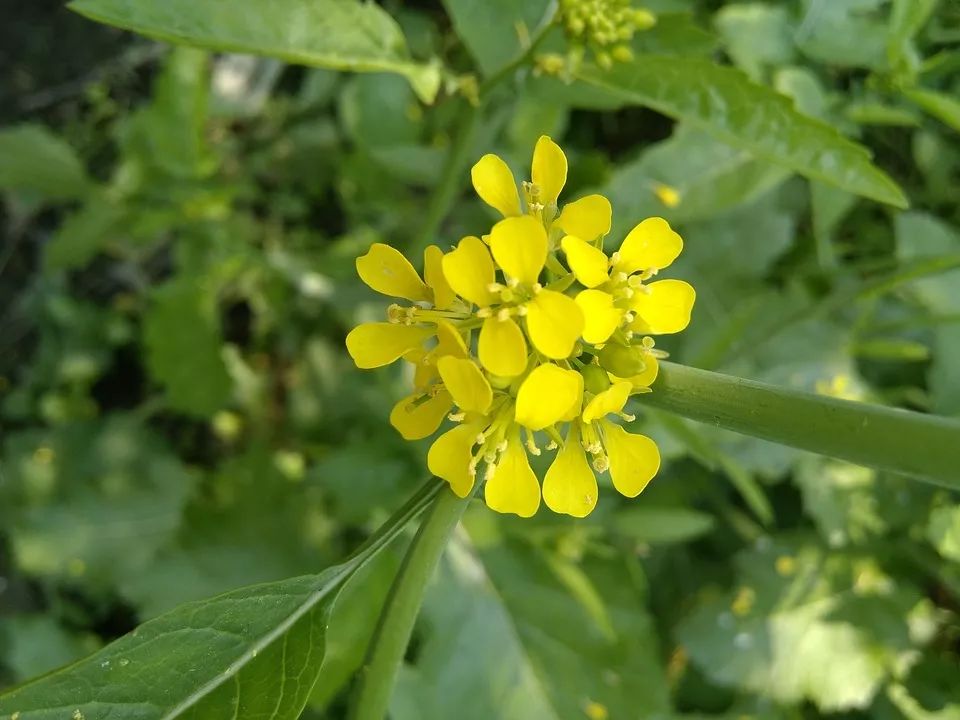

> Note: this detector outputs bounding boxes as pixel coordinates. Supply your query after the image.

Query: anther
[477,307,493,318]
[497,307,512,322]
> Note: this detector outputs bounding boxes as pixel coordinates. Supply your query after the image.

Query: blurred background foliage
[1,0,960,717]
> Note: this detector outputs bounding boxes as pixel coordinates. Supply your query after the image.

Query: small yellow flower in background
[653,182,682,208]
[347,136,696,518]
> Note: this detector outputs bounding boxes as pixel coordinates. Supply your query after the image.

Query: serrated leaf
[143,278,232,417]
[0,125,90,200]
[575,57,908,208]
[0,479,443,719]
[68,0,442,103]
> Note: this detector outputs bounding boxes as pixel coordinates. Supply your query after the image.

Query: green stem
[350,486,471,720]
[640,361,960,487]
[409,15,556,257]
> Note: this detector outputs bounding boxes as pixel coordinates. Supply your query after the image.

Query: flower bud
[581,363,611,395]
[598,342,647,378]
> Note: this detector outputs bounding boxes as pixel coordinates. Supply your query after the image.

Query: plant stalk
[349,485,471,720]
[640,361,960,487]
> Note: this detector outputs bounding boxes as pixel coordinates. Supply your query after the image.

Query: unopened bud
[598,342,647,378]
[581,363,612,395]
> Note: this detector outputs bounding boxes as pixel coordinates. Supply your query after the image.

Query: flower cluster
[538,0,656,76]
[346,137,695,518]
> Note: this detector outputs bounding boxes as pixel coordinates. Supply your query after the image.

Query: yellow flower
[562,216,696,339]
[347,137,694,519]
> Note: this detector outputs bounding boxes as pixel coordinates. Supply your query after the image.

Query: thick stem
[640,361,960,487]
[349,486,471,720]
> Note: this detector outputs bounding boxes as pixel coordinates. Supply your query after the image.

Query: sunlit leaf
[576,57,908,207]
[68,0,442,102]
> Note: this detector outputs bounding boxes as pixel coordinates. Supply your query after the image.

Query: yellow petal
[582,381,631,423]
[601,420,660,497]
[561,235,610,289]
[613,352,659,388]
[543,426,598,517]
[615,217,683,274]
[484,430,541,517]
[479,317,528,377]
[442,236,496,307]
[525,290,584,359]
[346,323,433,369]
[574,289,623,344]
[390,389,453,440]
[356,243,431,302]
[435,319,469,359]
[427,423,479,497]
[471,154,521,217]
[531,135,567,207]
[437,356,493,414]
[424,245,456,309]
[630,279,696,334]
[556,194,612,242]
[514,363,584,431]
[489,215,548,285]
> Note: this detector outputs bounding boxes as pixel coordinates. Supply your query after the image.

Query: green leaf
[0,125,90,200]
[441,0,553,76]
[601,126,791,238]
[0,569,349,718]
[143,278,232,417]
[576,57,908,208]
[68,0,442,103]
[715,3,794,78]
[795,0,888,70]
[888,0,939,66]
[678,537,925,711]
[903,88,960,134]
[0,417,192,584]
[44,194,127,271]
[613,506,716,544]
[0,479,443,719]
[928,505,960,563]
[394,514,670,719]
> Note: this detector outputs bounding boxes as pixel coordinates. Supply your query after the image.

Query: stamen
[487,282,504,292]
[618,412,636,422]
[507,277,520,289]
[476,307,493,318]
[516,304,529,316]
[614,272,628,283]
[525,429,541,456]
[448,411,466,422]
[531,282,542,294]
[497,306,512,322]
[610,251,621,266]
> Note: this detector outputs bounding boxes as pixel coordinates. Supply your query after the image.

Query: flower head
[347,136,695,518]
